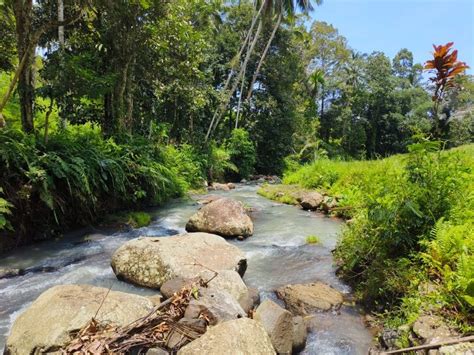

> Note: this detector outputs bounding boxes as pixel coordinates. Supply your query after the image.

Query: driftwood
[61,280,211,354]
[381,335,474,354]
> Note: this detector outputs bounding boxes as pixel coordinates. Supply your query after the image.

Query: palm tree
[206,0,318,140]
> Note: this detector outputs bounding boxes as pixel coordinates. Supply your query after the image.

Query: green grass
[284,143,474,333]
[305,235,320,244]
[257,184,306,205]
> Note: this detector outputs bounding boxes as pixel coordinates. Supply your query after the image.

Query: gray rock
[111,232,247,289]
[292,316,308,352]
[412,315,457,343]
[178,318,276,354]
[240,287,260,313]
[185,288,246,325]
[5,285,154,355]
[439,342,474,355]
[276,282,343,315]
[160,277,199,299]
[254,299,293,354]
[147,348,169,355]
[185,198,253,238]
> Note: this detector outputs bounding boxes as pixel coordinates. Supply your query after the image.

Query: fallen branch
[61,280,209,354]
[381,335,474,354]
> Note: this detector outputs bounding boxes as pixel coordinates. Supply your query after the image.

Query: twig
[93,283,114,320]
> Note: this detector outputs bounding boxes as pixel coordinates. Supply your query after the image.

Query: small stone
[292,316,308,352]
[147,348,168,355]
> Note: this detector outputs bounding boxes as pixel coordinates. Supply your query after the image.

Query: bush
[226,128,256,180]
[206,143,237,182]
[0,125,204,247]
[284,141,474,329]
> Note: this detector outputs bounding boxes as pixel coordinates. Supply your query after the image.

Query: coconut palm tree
[206,0,318,140]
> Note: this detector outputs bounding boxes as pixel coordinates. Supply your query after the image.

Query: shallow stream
[0,185,373,353]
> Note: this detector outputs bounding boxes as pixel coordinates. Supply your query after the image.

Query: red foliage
[424,42,469,102]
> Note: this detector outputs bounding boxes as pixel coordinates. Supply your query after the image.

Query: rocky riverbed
[0,184,373,353]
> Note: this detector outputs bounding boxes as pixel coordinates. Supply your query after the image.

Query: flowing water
[0,185,373,353]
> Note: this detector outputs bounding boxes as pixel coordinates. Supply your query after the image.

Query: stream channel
[0,184,373,354]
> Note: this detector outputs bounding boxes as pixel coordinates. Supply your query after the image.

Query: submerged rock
[254,299,293,354]
[111,232,247,288]
[178,318,275,354]
[0,267,22,279]
[276,282,343,315]
[185,198,254,238]
[208,182,235,191]
[5,284,154,355]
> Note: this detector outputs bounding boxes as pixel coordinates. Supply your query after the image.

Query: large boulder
[254,299,293,354]
[111,233,247,289]
[276,282,343,315]
[5,284,154,355]
[185,198,254,238]
[178,318,276,354]
[298,192,324,211]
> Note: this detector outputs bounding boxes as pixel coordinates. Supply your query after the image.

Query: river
[0,184,373,353]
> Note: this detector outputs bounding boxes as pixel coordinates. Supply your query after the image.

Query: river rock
[321,196,338,213]
[184,287,246,325]
[276,282,343,315]
[298,191,324,210]
[5,284,154,355]
[292,316,308,352]
[240,287,261,312]
[160,277,200,299]
[208,182,235,191]
[254,299,293,354]
[0,267,22,279]
[160,270,250,311]
[439,342,474,354]
[196,195,223,205]
[178,318,276,354]
[111,233,247,289]
[412,315,457,343]
[185,198,253,238]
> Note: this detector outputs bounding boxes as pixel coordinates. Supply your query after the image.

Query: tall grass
[284,143,474,331]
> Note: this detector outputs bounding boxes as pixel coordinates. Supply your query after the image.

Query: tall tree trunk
[205,1,266,142]
[58,0,64,45]
[207,19,263,141]
[13,0,35,133]
[246,13,282,101]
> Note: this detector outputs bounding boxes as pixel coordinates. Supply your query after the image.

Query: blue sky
[309,0,474,74]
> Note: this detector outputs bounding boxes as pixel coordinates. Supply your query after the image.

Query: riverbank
[259,143,474,351]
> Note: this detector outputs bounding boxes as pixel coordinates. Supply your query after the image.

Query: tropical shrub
[0,125,203,247]
[284,141,474,329]
[226,128,256,180]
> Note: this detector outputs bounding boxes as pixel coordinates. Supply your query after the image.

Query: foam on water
[0,184,373,352]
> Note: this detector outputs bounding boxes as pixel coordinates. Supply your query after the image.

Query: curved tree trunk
[246,13,282,101]
[205,2,266,142]
[207,19,263,140]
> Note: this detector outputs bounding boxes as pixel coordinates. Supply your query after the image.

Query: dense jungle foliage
[0,0,473,335]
